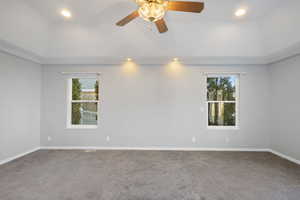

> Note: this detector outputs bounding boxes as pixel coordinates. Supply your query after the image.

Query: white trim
[203,72,247,76]
[66,125,98,129]
[0,147,40,165]
[0,39,42,64]
[62,72,101,76]
[71,100,99,103]
[37,147,300,165]
[40,146,269,152]
[1,147,299,166]
[207,126,240,130]
[269,150,300,165]
[43,56,268,65]
[266,41,300,64]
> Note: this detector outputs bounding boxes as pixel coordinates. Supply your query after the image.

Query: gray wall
[0,51,299,161]
[270,55,300,160]
[41,64,270,149]
[0,52,41,162]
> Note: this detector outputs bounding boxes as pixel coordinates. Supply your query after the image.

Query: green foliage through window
[71,78,99,126]
[72,79,81,124]
[207,76,237,127]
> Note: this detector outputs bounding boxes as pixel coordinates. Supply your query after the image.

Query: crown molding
[265,41,300,64]
[0,39,42,64]
[1,39,300,66]
[41,56,268,65]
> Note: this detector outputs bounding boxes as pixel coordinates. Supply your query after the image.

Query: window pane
[72,78,99,100]
[207,76,236,101]
[208,103,236,126]
[72,103,98,125]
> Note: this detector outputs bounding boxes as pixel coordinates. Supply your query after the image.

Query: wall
[41,64,270,149]
[269,55,300,161]
[0,52,41,163]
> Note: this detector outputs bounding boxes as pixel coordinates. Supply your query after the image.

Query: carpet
[0,150,299,200]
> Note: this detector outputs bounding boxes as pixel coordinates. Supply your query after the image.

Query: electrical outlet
[106,136,110,142]
[47,136,52,141]
[192,137,196,143]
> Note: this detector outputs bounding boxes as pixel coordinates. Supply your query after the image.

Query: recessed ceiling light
[235,8,247,17]
[61,9,72,18]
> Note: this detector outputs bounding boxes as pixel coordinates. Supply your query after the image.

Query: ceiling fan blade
[116,10,139,26]
[167,1,204,13]
[155,18,168,33]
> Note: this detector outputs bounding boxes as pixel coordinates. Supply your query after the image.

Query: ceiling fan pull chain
[147,23,153,31]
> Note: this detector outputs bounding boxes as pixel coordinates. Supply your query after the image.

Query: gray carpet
[0,150,300,200]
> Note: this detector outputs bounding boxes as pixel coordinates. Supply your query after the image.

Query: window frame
[66,76,100,129]
[205,74,240,130]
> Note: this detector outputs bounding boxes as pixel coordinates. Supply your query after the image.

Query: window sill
[66,125,98,129]
[207,126,239,130]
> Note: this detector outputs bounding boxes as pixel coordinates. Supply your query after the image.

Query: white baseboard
[0,147,40,165]
[39,147,300,165]
[269,149,300,165]
[40,146,269,152]
[1,147,299,166]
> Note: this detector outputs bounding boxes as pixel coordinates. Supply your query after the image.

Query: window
[67,78,99,128]
[206,75,239,129]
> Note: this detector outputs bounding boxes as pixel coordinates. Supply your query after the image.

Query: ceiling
[26,0,283,23]
[1,0,299,64]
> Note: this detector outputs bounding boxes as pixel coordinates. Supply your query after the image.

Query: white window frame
[206,74,240,130]
[66,76,100,129]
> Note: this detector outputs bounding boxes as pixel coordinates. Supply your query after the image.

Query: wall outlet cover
[192,137,196,143]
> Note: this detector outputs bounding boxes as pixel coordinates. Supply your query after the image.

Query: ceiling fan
[116,0,204,33]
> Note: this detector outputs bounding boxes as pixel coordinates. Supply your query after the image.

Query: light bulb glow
[61,9,72,18]
[122,59,138,75]
[235,9,247,17]
[138,1,167,22]
[135,0,147,6]
[165,59,185,78]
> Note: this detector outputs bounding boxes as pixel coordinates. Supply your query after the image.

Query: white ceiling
[26,0,283,23]
[1,0,299,63]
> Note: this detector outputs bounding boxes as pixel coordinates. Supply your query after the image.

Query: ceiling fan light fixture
[61,9,72,18]
[235,8,247,17]
[117,1,204,33]
[138,1,168,22]
[135,0,147,6]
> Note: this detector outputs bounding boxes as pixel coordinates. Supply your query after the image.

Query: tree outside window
[68,78,99,128]
[207,76,238,128]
